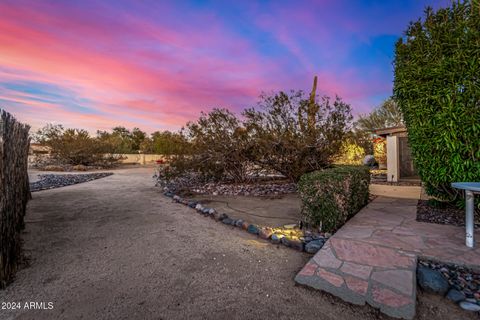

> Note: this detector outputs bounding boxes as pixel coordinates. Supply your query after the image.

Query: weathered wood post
[0,109,31,288]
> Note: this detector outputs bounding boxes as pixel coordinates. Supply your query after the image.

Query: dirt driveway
[0,167,470,320]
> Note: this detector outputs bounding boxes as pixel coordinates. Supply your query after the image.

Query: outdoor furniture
[451,182,480,248]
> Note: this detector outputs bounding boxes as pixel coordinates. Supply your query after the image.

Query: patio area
[295,196,480,319]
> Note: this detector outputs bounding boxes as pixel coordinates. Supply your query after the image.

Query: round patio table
[451,182,480,248]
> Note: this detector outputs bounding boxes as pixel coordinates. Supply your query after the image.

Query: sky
[0,0,447,134]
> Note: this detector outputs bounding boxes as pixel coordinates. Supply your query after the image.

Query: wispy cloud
[0,0,445,133]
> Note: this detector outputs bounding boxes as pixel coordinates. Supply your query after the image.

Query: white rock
[460,301,480,312]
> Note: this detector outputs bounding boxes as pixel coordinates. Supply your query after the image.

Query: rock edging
[162,189,328,253]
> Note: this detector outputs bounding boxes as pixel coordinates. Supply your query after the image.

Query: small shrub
[298,166,370,232]
[373,137,386,165]
[335,141,365,165]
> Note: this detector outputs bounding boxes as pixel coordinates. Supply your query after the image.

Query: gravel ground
[370,176,421,186]
[419,259,480,305]
[417,200,480,228]
[0,167,474,320]
[190,181,297,197]
[30,173,113,192]
[370,171,421,186]
[155,170,296,197]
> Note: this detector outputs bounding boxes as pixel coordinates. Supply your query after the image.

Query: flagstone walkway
[295,197,480,319]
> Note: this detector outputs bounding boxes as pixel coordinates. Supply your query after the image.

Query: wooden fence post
[0,109,31,288]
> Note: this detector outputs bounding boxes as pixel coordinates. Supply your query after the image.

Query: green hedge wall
[298,166,370,233]
[393,1,480,201]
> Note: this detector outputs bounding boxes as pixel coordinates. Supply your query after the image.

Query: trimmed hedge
[393,1,480,201]
[298,166,370,233]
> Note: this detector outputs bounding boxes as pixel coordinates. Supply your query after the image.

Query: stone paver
[295,197,480,319]
[340,261,372,280]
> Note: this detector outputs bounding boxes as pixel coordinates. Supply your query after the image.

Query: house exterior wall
[398,137,417,177]
[386,136,400,182]
[374,126,419,181]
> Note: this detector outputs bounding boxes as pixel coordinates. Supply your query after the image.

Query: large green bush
[394,1,480,201]
[298,166,370,232]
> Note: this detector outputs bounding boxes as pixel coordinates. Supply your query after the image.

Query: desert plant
[372,137,387,166]
[35,124,121,167]
[243,78,353,181]
[142,131,189,155]
[169,108,252,182]
[393,1,480,200]
[298,166,370,232]
[335,141,365,165]
[96,126,147,154]
[356,98,403,132]
[345,128,374,155]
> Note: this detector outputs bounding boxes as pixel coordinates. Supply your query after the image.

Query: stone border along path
[295,196,480,319]
[30,173,114,192]
[162,190,329,254]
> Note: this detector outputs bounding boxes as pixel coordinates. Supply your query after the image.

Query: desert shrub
[243,84,353,181]
[141,131,187,155]
[35,124,121,167]
[96,126,147,154]
[346,128,373,155]
[373,137,387,165]
[351,98,403,156]
[169,108,252,182]
[162,77,352,184]
[393,1,480,201]
[335,141,365,165]
[298,166,370,232]
[356,98,403,132]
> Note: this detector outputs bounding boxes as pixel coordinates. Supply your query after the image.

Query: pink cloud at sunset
[0,0,447,133]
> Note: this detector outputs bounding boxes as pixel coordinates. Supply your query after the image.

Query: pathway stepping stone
[295,197,480,319]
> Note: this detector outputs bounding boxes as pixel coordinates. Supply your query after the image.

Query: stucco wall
[118,154,166,164]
